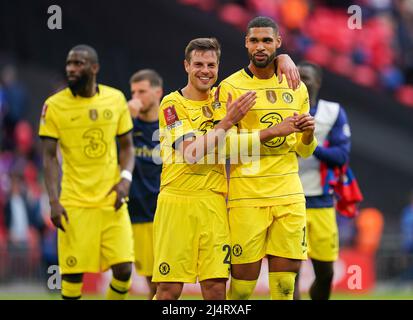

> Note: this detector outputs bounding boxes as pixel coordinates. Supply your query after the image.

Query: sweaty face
[130,80,161,113]
[246,27,280,68]
[65,50,95,92]
[185,50,219,92]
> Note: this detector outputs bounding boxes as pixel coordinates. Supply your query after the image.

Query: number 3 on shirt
[83,128,107,158]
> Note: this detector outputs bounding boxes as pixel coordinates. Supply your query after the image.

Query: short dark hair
[298,60,323,83]
[247,16,279,34]
[185,38,221,63]
[70,44,99,64]
[129,69,163,88]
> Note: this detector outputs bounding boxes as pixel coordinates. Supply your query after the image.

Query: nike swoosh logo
[71,116,81,121]
[191,116,200,122]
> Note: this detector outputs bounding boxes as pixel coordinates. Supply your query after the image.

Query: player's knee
[156,283,182,300]
[201,279,226,300]
[111,262,132,281]
[62,273,83,283]
[313,261,334,284]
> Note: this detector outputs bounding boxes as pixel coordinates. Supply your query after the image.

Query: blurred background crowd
[0,0,413,296]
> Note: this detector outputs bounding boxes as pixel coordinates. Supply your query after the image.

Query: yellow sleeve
[38,101,59,139]
[117,93,133,136]
[159,98,194,149]
[295,82,317,158]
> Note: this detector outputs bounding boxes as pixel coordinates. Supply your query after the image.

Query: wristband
[121,170,133,182]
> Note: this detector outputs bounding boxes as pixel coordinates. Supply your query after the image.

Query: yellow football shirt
[38,85,133,208]
[218,68,317,208]
[158,89,227,194]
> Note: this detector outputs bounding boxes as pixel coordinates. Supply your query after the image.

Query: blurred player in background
[39,45,135,300]
[153,37,300,300]
[127,69,163,299]
[218,16,317,300]
[295,61,351,300]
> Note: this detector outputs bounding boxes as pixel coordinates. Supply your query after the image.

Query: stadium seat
[396,85,413,107]
[351,65,377,88]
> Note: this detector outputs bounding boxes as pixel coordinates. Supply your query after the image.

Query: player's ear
[155,87,163,100]
[92,63,100,75]
[184,59,190,73]
[276,36,282,49]
[245,36,248,49]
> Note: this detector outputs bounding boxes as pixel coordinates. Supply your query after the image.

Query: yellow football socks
[227,277,257,300]
[269,272,296,300]
[106,277,132,300]
[61,280,83,300]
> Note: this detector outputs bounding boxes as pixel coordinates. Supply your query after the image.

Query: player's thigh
[132,222,154,276]
[198,194,231,282]
[100,205,135,271]
[307,207,339,262]
[152,191,200,283]
[267,202,307,260]
[58,207,101,274]
[229,206,272,264]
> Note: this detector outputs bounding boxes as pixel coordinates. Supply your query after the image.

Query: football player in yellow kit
[218,17,317,300]
[39,45,135,300]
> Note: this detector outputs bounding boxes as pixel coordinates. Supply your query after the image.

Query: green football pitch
[1,292,413,300]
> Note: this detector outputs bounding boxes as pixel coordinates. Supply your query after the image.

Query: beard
[67,73,90,94]
[249,51,277,68]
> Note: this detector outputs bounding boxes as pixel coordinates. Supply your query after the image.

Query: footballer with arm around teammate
[218,16,317,300]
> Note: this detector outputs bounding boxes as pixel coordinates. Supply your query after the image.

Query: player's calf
[61,273,83,300]
[200,278,227,300]
[107,262,133,300]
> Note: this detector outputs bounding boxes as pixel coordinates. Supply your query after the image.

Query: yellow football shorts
[152,188,231,283]
[58,205,134,274]
[229,202,307,264]
[132,222,154,277]
[306,207,339,262]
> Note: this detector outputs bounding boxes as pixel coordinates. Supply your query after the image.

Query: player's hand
[107,179,131,211]
[221,91,256,129]
[294,112,315,134]
[50,200,69,232]
[276,54,300,91]
[128,98,143,118]
[273,116,301,137]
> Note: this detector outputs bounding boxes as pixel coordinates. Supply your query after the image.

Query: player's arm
[41,137,68,232]
[177,91,256,164]
[275,54,300,90]
[109,93,135,210]
[313,107,351,166]
[109,132,135,210]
